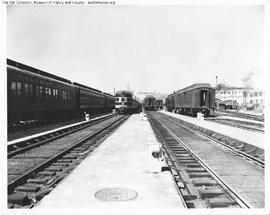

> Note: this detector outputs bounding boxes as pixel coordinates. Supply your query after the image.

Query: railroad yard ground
[34,114,185,209]
[160,110,264,149]
[7,111,265,211]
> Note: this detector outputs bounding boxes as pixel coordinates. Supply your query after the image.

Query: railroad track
[163,113,264,168]
[147,111,264,208]
[8,114,114,157]
[205,118,264,133]
[8,114,129,208]
[215,110,264,122]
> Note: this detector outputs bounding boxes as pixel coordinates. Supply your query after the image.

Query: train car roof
[115,90,132,97]
[103,92,114,97]
[72,82,102,93]
[169,83,213,96]
[7,59,72,84]
[144,96,156,100]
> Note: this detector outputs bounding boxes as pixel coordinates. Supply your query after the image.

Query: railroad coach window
[62,90,67,101]
[52,89,57,99]
[35,86,39,97]
[11,82,16,95]
[14,82,22,95]
[55,89,59,99]
[24,83,29,96]
[45,87,48,98]
[48,88,52,97]
[39,86,44,97]
[29,84,33,96]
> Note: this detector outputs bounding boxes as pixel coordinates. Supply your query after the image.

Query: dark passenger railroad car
[7,59,115,128]
[166,83,215,117]
[143,96,156,111]
[155,99,163,110]
[7,59,77,126]
[73,82,114,115]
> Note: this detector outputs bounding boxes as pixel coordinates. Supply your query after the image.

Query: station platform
[161,111,264,149]
[7,114,113,146]
[34,114,185,212]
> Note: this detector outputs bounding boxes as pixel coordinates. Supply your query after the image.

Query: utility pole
[241,77,248,106]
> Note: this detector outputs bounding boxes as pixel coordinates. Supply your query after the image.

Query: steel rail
[8,115,128,193]
[165,116,265,168]
[8,114,115,158]
[148,117,189,209]
[149,114,252,208]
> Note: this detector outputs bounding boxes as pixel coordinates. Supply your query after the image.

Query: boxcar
[7,59,77,126]
[143,96,156,111]
[167,83,215,116]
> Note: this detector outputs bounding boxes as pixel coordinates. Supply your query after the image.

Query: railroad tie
[198,189,226,199]
[37,171,56,177]
[188,172,211,178]
[44,166,63,172]
[27,177,50,184]
[15,184,40,192]
[57,158,74,163]
[207,199,237,208]
[185,168,207,173]
[8,193,31,206]
[191,178,218,186]
[181,184,197,201]
[185,163,201,168]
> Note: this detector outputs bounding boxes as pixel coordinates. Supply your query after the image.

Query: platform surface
[161,111,264,149]
[35,114,185,211]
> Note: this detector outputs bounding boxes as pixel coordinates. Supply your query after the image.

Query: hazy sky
[7,5,264,94]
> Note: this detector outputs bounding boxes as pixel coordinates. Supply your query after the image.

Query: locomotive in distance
[166,83,215,117]
[114,90,141,114]
[7,59,115,128]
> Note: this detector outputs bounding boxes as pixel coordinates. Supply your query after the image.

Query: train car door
[200,90,208,107]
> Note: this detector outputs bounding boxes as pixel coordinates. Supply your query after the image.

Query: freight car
[155,99,163,110]
[114,90,141,114]
[7,59,114,127]
[166,83,215,117]
[143,96,156,111]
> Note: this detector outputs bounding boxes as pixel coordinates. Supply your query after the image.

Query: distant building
[215,87,265,110]
[247,89,265,108]
[215,87,252,107]
[135,91,167,103]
